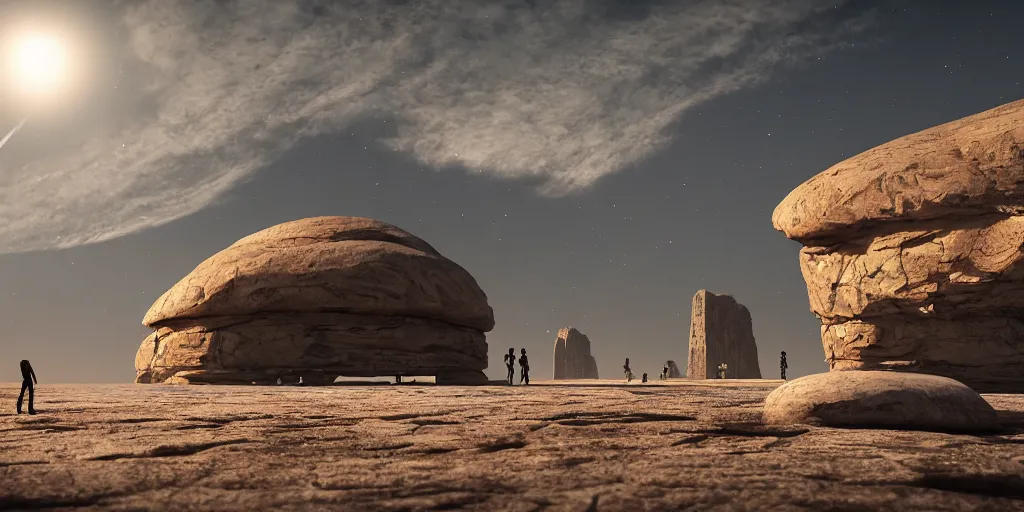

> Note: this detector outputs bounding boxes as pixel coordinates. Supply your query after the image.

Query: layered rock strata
[773,99,1024,392]
[552,327,599,379]
[687,290,762,379]
[134,216,494,385]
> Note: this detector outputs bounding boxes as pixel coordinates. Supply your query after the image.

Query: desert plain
[2,380,1024,511]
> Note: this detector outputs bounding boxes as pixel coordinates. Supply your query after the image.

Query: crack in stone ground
[910,473,1024,500]
[410,446,460,455]
[268,420,360,430]
[0,496,105,510]
[379,411,456,421]
[3,424,86,433]
[174,423,225,430]
[87,439,252,461]
[183,414,274,424]
[361,442,415,452]
[411,419,460,426]
[107,418,165,424]
[560,456,595,468]
[671,434,710,446]
[478,437,527,453]
[410,418,461,434]
[804,473,1024,501]
[0,460,47,467]
[540,412,695,426]
[687,424,811,438]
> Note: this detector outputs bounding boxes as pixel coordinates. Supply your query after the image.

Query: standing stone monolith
[687,290,762,379]
[552,327,600,379]
[772,98,1024,393]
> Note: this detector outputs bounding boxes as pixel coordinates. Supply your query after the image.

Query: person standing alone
[17,360,37,415]
[780,351,788,381]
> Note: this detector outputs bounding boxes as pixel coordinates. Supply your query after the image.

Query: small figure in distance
[717,362,728,379]
[780,351,788,381]
[396,375,403,384]
[504,348,516,386]
[661,363,669,380]
[17,359,37,415]
[623,358,633,383]
[518,348,530,385]
[641,372,648,383]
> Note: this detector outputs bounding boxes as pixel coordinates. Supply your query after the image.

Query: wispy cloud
[0,0,876,254]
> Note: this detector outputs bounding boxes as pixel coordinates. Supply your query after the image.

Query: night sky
[1,1,1022,383]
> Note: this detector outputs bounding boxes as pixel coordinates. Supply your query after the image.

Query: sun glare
[9,34,68,94]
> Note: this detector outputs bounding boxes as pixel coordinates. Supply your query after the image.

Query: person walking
[503,348,516,386]
[518,348,530,385]
[17,360,37,415]
[780,351,788,380]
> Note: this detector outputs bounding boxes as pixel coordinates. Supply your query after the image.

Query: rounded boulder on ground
[763,371,999,433]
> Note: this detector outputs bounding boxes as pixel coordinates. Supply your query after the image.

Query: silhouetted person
[396,375,403,384]
[623,358,633,383]
[17,360,37,415]
[518,348,530,385]
[780,351,788,380]
[661,364,669,380]
[504,348,516,385]
[641,372,648,383]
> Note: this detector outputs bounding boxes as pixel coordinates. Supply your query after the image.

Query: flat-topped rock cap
[143,216,495,331]
[773,99,1024,243]
[763,371,999,433]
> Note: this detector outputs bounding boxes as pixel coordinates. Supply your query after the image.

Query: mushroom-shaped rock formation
[135,217,495,385]
[772,99,1024,393]
[763,371,999,433]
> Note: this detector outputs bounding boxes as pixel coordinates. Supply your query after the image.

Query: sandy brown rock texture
[134,217,495,386]
[763,371,1000,432]
[687,290,762,379]
[773,99,1024,393]
[552,327,599,379]
[3,382,1024,511]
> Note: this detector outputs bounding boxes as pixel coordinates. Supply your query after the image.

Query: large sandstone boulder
[687,290,762,379]
[552,327,599,379]
[763,371,999,433]
[773,99,1024,392]
[135,217,494,385]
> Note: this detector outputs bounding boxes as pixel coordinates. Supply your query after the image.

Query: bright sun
[10,34,68,94]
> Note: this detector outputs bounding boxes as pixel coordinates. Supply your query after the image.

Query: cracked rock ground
[2,380,1024,511]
